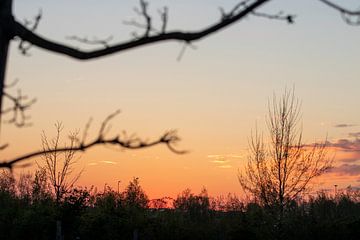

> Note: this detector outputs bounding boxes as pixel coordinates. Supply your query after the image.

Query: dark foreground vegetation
[1,171,360,240]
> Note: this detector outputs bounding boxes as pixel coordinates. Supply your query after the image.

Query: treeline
[1,170,360,240]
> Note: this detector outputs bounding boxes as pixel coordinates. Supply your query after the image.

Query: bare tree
[238,89,332,209]
[0,0,359,168]
[39,122,81,203]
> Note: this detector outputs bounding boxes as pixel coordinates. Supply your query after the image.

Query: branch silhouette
[2,79,36,127]
[0,110,185,170]
[319,0,360,15]
[11,0,271,60]
[17,9,42,55]
[319,0,360,25]
[65,35,113,48]
[251,11,295,23]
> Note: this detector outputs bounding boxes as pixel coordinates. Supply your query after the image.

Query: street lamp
[117,180,121,193]
[334,184,338,196]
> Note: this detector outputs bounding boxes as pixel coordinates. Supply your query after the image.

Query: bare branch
[252,11,295,24]
[176,42,198,62]
[2,81,36,127]
[81,117,92,143]
[138,0,152,37]
[13,0,270,60]
[319,0,360,25]
[158,7,168,33]
[0,111,186,169]
[66,35,113,48]
[319,0,360,15]
[122,19,158,35]
[18,9,42,55]
[4,78,19,88]
[0,143,9,151]
[123,1,169,36]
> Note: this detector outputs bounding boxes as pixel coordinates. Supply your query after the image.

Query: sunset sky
[3,0,360,199]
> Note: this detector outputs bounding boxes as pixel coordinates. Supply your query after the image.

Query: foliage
[1,172,360,239]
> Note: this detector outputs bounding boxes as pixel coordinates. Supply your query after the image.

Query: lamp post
[117,180,121,193]
[334,184,338,196]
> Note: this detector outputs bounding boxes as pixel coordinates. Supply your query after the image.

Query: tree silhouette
[39,122,82,203]
[0,0,359,168]
[238,89,332,209]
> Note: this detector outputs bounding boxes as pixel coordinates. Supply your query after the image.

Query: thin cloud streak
[207,153,245,169]
[211,159,230,163]
[327,164,360,176]
[339,158,360,163]
[218,165,232,169]
[349,132,360,138]
[334,123,357,128]
[99,160,117,165]
[326,138,360,152]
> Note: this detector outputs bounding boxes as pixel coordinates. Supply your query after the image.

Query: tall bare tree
[238,89,332,209]
[39,122,81,203]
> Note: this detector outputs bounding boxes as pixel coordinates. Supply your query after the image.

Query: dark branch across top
[12,0,270,60]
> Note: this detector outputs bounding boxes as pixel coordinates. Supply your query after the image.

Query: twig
[159,7,168,33]
[251,11,295,24]
[319,0,360,15]
[18,9,42,55]
[2,81,36,127]
[66,36,113,48]
[319,0,360,25]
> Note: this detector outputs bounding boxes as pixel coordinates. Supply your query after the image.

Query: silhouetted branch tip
[2,81,36,127]
[177,42,198,61]
[98,109,121,137]
[220,0,252,20]
[124,0,170,37]
[158,6,168,33]
[0,143,9,151]
[18,9,42,55]
[161,130,187,154]
[4,78,19,88]
[319,0,360,25]
[66,35,114,48]
[251,11,296,24]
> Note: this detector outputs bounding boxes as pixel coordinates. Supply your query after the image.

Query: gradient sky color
[3,0,360,198]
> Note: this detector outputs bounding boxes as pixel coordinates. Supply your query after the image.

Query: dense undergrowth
[1,170,360,240]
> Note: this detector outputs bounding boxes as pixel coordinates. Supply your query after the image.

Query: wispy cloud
[327,164,360,176]
[334,123,357,128]
[88,162,98,166]
[218,165,232,169]
[349,132,360,138]
[339,158,360,163]
[208,153,246,169]
[207,153,245,161]
[326,138,360,152]
[211,159,230,164]
[99,160,117,165]
[324,138,360,170]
